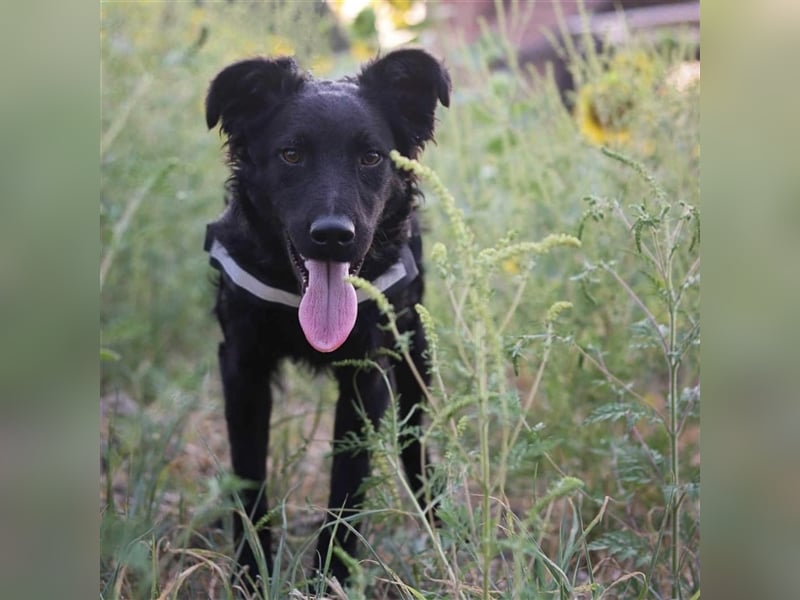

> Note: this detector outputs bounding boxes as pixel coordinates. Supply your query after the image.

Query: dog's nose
[309,215,355,247]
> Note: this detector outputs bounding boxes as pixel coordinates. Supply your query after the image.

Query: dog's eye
[280,148,303,165]
[360,151,382,167]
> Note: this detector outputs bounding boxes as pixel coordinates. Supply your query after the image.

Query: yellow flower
[575,50,656,146]
[575,49,657,147]
[502,258,521,275]
[575,81,631,146]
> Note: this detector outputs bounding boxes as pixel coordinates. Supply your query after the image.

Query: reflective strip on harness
[207,239,302,307]
[206,237,418,308]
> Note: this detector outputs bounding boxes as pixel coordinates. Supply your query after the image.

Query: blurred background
[100,2,702,598]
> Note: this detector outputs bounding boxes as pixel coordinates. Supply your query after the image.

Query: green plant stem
[474,320,493,600]
[100,161,176,290]
[383,419,465,600]
[505,323,553,454]
[668,284,683,600]
[571,344,648,405]
[101,72,152,157]
[659,203,685,600]
[350,277,476,583]
[602,264,669,357]
[498,275,529,335]
[446,282,478,371]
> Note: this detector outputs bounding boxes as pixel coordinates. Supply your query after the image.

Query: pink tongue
[298,260,357,353]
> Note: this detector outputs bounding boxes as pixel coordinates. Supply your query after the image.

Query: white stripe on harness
[208,238,414,307]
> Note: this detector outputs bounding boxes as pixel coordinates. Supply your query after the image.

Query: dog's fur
[204,49,450,588]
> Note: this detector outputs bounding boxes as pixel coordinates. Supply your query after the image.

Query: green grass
[101,2,699,598]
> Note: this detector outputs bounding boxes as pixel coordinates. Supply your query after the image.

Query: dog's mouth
[288,242,364,353]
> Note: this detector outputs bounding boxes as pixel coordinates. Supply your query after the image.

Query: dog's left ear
[359,49,451,157]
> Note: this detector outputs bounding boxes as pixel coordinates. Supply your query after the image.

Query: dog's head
[206,49,450,352]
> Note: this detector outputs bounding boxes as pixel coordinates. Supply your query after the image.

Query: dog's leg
[219,341,274,590]
[316,364,389,584]
[394,320,439,524]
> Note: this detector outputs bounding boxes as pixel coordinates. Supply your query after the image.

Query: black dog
[204,49,450,589]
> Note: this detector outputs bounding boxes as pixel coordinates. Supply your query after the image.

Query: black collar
[204,227,419,308]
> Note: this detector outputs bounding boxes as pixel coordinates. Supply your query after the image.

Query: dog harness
[204,226,420,309]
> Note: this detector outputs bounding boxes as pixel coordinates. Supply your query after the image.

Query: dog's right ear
[358,49,451,158]
[205,57,304,134]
